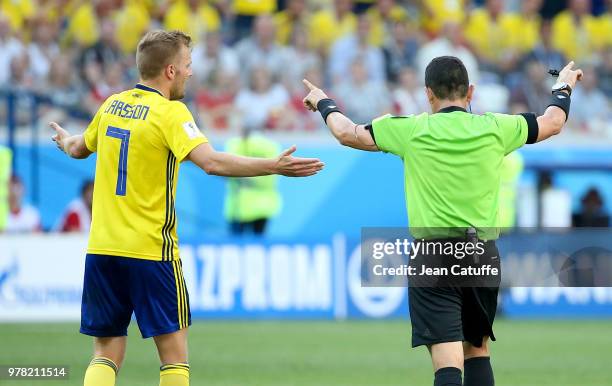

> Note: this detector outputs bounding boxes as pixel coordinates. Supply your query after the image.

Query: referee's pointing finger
[302,79,318,91]
[561,61,575,74]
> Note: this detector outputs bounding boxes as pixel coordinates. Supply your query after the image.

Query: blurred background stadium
[0,0,611,385]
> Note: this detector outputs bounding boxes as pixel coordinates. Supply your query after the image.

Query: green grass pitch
[0,320,610,386]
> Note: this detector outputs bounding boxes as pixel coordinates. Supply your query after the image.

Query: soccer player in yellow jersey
[50,30,324,386]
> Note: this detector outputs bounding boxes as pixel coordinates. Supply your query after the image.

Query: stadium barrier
[1,234,612,322]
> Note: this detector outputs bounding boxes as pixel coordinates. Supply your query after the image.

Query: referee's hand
[302,79,328,112]
[558,61,584,90]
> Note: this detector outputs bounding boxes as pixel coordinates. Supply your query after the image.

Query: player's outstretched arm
[50,122,92,159]
[534,61,583,143]
[187,142,324,177]
[302,79,379,152]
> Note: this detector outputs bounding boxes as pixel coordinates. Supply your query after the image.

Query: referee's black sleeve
[364,123,376,144]
[519,113,539,144]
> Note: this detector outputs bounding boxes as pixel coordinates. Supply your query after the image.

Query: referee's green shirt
[371,106,536,240]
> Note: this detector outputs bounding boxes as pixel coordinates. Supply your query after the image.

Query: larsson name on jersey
[104,99,150,121]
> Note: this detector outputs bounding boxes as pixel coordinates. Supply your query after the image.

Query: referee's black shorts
[408,240,500,348]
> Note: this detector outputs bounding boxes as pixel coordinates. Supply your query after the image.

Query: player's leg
[461,240,501,386]
[83,337,126,386]
[463,336,489,359]
[129,258,191,386]
[154,328,188,363]
[463,337,494,386]
[429,341,464,369]
[93,337,127,366]
[461,285,499,386]
[428,342,463,386]
[154,329,190,386]
[409,286,464,386]
[80,254,133,386]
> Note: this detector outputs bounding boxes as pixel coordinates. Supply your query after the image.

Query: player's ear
[466,84,475,104]
[166,64,176,80]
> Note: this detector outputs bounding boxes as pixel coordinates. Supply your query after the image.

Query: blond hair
[136,30,192,80]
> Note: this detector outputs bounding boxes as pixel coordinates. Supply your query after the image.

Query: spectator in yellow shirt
[366,0,407,47]
[308,0,356,54]
[114,0,151,53]
[233,0,276,15]
[274,0,309,45]
[507,0,542,55]
[64,0,99,48]
[421,0,465,36]
[481,0,543,74]
[551,0,612,61]
[163,0,221,43]
[463,0,521,72]
[233,0,277,41]
[1,0,35,34]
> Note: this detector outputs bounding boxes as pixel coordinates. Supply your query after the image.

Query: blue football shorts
[80,254,191,338]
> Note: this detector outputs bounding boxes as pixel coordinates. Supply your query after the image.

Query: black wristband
[519,112,539,144]
[317,98,342,124]
[547,91,571,121]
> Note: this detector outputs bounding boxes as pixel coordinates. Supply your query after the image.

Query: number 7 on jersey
[106,126,131,196]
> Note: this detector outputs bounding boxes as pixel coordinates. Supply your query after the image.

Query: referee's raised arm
[302,79,380,152]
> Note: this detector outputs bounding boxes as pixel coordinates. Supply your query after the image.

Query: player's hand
[557,61,584,90]
[50,121,70,153]
[274,145,324,177]
[302,79,329,112]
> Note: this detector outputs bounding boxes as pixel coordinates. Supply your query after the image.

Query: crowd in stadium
[0,0,610,135]
[2,173,93,233]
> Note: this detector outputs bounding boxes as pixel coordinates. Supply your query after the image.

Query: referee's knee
[429,341,464,370]
[463,338,490,360]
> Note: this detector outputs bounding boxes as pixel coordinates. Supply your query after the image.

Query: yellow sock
[159,363,190,386]
[83,357,117,386]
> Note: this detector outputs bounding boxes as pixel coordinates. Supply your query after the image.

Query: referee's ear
[466,84,475,104]
[425,87,435,104]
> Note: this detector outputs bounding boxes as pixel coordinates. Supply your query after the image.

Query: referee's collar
[436,106,467,113]
[135,83,164,97]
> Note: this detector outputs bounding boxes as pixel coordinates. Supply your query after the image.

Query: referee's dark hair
[425,56,469,100]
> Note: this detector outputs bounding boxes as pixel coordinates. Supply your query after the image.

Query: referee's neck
[433,99,468,113]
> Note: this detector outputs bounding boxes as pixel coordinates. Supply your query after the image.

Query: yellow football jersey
[83,84,208,261]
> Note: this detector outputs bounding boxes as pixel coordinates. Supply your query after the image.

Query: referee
[303,56,583,386]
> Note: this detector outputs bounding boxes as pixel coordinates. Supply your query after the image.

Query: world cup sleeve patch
[182,121,203,139]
